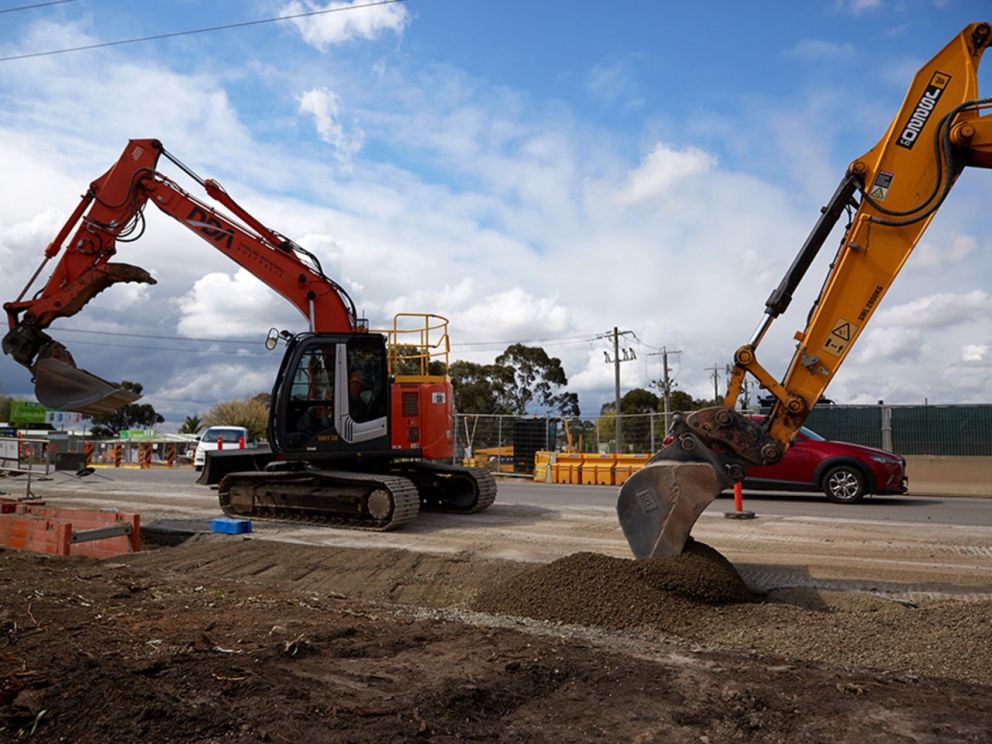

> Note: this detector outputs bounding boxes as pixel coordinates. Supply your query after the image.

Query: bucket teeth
[616,460,721,558]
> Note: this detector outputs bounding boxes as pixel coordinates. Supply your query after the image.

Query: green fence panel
[891,405,992,456]
[805,406,883,448]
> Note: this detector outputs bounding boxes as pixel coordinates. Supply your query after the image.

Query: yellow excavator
[618,21,992,558]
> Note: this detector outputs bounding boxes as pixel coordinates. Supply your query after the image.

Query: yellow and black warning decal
[869,170,893,201]
[896,71,951,149]
[822,317,859,357]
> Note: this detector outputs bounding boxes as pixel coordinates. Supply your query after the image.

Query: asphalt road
[21,466,991,528]
[498,478,992,527]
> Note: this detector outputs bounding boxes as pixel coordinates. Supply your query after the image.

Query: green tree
[449,360,514,415]
[392,344,446,377]
[179,414,202,435]
[666,389,708,413]
[494,344,579,416]
[204,395,269,440]
[0,395,11,424]
[598,388,663,453]
[89,382,164,437]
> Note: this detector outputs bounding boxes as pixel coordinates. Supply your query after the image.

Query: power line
[52,325,622,357]
[451,334,598,350]
[52,338,270,357]
[0,0,408,63]
[0,0,75,15]
[54,326,601,351]
[55,327,263,345]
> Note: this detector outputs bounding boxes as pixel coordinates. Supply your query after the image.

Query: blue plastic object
[210,517,253,535]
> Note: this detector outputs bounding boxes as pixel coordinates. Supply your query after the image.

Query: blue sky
[0,0,991,429]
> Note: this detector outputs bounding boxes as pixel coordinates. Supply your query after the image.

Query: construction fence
[454,403,992,474]
[0,434,199,473]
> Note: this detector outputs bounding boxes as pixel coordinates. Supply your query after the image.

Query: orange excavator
[3,139,495,530]
[618,21,992,557]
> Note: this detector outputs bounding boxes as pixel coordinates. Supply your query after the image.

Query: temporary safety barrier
[542,451,650,486]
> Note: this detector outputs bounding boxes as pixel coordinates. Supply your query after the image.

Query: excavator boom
[618,21,992,558]
[2,139,358,413]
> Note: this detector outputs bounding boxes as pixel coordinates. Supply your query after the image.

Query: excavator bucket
[616,459,721,558]
[33,357,139,416]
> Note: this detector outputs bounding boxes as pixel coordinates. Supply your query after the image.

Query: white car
[193,426,249,471]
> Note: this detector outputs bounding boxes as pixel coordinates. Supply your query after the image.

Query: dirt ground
[2,531,992,743]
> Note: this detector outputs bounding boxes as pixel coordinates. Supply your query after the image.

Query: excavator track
[218,468,420,531]
[393,463,497,514]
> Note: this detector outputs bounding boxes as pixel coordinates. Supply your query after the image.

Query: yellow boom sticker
[822,318,859,357]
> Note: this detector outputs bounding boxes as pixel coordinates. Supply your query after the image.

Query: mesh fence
[804,406,883,448]
[890,405,992,456]
[455,403,992,474]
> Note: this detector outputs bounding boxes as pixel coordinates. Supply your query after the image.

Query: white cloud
[912,233,977,269]
[962,344,988,363]
[175,270,304,339]
[299,87,365,162]
[281,0,409,50]
[837,0,881,14]
[616,143,717,205]
[585,56,644,108]
[872,290,992,329]
[854,326,924,363]
[151,361,279,410]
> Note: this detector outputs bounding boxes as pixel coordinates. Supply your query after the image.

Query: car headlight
[869,454,900,465]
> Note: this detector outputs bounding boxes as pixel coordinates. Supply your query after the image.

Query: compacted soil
[2,534,992,743]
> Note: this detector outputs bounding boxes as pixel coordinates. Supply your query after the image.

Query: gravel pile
[472,539,752,630]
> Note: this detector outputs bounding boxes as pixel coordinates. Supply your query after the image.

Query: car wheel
[822,465,867,503]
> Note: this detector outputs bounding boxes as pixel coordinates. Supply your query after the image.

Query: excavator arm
[618,21,992,558]
[3,138,360,415]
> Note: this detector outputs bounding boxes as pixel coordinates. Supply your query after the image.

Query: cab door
[272,334,390,459]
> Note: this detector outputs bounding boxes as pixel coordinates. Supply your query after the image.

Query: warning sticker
[870,171,893,201]
[822,318,859,357]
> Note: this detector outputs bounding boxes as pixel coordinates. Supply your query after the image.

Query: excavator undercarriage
[217,460,497,531]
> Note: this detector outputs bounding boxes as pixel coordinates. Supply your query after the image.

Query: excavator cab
[270,333,391,460]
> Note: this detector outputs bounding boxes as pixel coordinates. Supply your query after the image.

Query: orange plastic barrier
[83,441,94,466]
[613,454,651,485]
[553,453,584,484]
[582,454,616,485]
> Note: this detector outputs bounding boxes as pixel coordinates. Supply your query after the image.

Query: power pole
[600,327,635,454]
[704,363,722,404]
[648,347,681,434]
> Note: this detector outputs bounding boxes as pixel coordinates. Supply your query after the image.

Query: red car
[743,423,907,503]
[664,418,908,503]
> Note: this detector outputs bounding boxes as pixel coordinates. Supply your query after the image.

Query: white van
[193,426,249,471]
